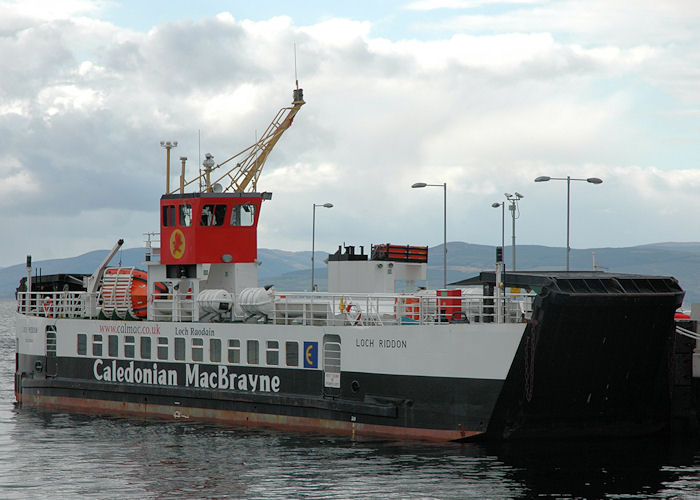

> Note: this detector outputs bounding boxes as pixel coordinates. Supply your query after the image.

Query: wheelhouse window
[228,339,240,364]
[124,336,135,358]
[200,204,226,226]
[162,205,176,227]
[157,337,168,360]
[230,204,256,226]
[108,335,118,357]
[179,204,192,226]
[77,333,87,356]
[192,338,203,362]
[174,337,185,361]
[286,341,299,367]
[140,336,151,359]
[210,338,221,363]
[247,340,259,365]
[92,334,103,356]
[266,340,279,366]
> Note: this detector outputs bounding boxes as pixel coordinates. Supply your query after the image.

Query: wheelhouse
[159,192,269,266]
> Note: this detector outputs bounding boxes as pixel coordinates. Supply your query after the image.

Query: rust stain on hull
[16,392,482,442]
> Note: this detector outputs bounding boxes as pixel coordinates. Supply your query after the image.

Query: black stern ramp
[454,271,685,440]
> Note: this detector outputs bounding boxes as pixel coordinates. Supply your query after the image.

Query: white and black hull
[16,319,522,440]
[15,272,686,441]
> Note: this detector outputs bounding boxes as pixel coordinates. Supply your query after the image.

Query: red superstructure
[157,88,303,269]
[160,192,266,265]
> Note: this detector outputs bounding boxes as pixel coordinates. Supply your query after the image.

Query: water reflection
[2,408,519,499]
[4,403,700,498]
[488,436,700,499]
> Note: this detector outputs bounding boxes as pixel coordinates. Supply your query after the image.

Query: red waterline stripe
[16,393,482,442]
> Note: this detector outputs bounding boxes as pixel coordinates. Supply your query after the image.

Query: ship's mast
[168,87,305,195]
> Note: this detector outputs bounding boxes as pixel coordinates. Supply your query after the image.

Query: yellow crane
[169,86,305,194]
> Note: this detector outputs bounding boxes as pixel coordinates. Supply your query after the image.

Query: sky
[2,0,700,268]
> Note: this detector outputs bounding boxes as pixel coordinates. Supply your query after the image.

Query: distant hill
[2,242,700,305]
[0,247,314,297]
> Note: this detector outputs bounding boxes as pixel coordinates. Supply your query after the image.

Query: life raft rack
[371,244,428,263]
[100,267,167,320]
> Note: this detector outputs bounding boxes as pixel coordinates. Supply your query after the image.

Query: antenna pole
[294,42,299,89]
[198,129,202,192]
[160,140,178,193]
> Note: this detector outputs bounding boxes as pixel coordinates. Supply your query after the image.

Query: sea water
[1,299,699,499]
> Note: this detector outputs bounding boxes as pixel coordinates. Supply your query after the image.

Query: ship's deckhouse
[160,192,269,266]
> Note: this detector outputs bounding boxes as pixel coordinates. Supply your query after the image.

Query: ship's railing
[16,290,193,321]
[16,291,100,319]
[151,291,194,322]
[16,289,534,326]
[263,291,533,326]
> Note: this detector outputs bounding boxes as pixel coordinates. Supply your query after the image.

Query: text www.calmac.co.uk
[98,323,161,335]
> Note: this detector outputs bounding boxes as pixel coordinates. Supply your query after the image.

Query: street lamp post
[412,182,447,288]
[491,202,505,261]
[534,175,603,271]
[491,201,507,323]
[504,192,524,271]
[311,202,333,292]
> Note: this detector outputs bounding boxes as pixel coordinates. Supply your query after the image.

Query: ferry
[14,87,686,441]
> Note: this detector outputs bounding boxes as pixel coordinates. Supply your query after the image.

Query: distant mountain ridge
[3,242,700,304]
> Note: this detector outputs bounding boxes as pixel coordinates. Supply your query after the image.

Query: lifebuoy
[42,298,54,318]
[451,311,469,323]
[345,303,362,326]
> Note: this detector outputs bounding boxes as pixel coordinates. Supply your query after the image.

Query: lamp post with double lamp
[311,202,333,292]
[504,192,524,271]
[411,182,447,289]
[534,176,603,271]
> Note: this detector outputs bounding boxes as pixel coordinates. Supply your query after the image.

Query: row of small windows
[162,203,256,228]
[77,334,299,367]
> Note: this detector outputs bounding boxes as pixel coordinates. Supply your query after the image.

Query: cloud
[405,0,546,10]
[524,164,700,250]
[1,1,700,268]
[0,0,105,21]
[416,0,700,47]
[0,155,38,197]
[300,18,372,46]
[370,33,657,78]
